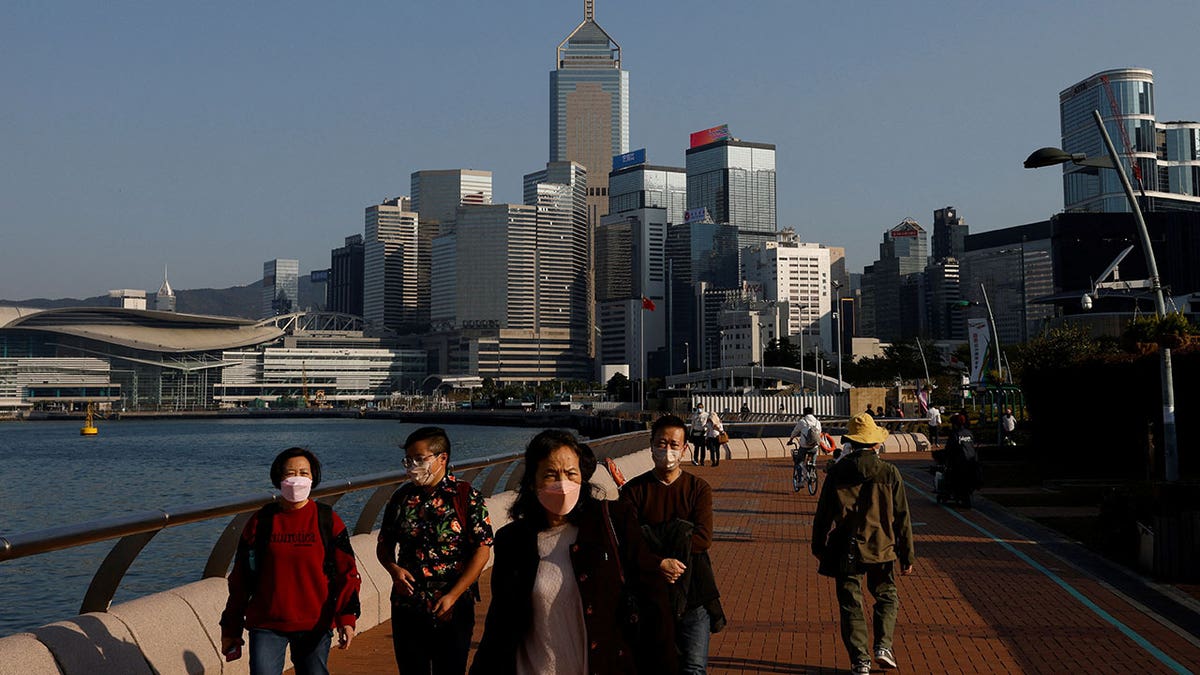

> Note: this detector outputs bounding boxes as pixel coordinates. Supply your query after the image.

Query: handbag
[601,502,642,640]
[716,430,729,444]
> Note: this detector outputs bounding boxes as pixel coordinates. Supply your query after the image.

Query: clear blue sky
[4,0,1200,299]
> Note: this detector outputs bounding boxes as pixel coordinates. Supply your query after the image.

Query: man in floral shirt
[377,427,494,675]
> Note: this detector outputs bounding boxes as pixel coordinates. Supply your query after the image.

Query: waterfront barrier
[0,428,928,674]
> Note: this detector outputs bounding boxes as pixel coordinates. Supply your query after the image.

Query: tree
[606,372,631,401]
[763,337,800,368]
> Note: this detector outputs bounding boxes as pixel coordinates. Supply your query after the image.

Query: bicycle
[789,441,819,495]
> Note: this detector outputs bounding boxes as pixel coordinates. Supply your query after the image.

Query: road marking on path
[905,479,1191,674]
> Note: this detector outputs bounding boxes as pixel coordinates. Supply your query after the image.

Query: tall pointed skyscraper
[155,266,176,312]
[550,0,629,229]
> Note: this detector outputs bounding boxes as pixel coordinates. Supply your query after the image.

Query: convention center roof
[0,307,284,353]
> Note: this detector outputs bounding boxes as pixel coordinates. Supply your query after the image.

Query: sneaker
[875,647,897,669]
[851,660,872,674]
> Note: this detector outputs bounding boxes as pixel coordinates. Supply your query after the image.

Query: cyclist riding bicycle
[788,407,822,491]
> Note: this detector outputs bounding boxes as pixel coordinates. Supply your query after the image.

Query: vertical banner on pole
[967,318,991,385]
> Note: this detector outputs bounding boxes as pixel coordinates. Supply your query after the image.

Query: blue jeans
[677,605,711,674]
[249,628,332,675]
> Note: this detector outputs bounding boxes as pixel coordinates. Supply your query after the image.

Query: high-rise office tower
[595,208,668,380]
[596,153,683,378]
[1059,68,1200,213]
[931,206,968,262]
[155,267,176,313]
[860,219,927,342]
[685,130,777,254]
[550,0,629,229]
[921,257,964,341]
[524,161,592,362]
[262,259,299,318]
[363,198,426,334]
[429,201,591,382]
[666,215,740,370]
[741,230,832,354]
[609,157,687,226]
[410,169,493,227]
[328,234,365,317]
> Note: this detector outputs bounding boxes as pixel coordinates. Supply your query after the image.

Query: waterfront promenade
[328,452,1200,674]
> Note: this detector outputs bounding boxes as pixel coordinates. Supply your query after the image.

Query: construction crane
[1099,74,1147,195]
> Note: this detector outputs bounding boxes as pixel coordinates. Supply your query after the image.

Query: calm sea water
[0,418,538,635]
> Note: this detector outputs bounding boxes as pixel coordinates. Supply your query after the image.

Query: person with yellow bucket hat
[812,413,915,674]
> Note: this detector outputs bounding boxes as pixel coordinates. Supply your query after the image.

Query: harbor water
[0,417,538,635]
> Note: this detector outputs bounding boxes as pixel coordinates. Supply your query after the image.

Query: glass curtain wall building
[685,138,777,254]
[262,259,299,318]
[1060,68,1200,213]
[550,0,629,229]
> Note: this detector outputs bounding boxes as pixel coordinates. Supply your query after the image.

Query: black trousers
[690,432,707,463]
[391,595,475,675]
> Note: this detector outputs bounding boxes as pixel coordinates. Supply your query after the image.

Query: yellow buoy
[80,404,99,436]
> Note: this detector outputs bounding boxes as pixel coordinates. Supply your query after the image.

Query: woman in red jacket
[220,447,361,675]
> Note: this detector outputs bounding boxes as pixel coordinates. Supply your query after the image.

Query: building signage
[684,207,710,223]
[612,148,646,171]
[309,269,329,283]
[689,124,730,148]
[890,228,919,237]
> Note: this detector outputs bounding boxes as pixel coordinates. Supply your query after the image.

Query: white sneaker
[851,660,872,674]
[875,647,897,669]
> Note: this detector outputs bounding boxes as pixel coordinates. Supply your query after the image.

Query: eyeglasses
[403,453,444,468]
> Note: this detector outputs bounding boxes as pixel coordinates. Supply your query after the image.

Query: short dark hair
[510,429,598,526]
[403,426,451,459]
[270,447,322,489]
[803,406,814,415]
[651,414,688,439]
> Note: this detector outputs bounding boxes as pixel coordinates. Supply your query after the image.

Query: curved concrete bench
[0,632,61,675]
[883,432,929,453]
[29,612,153,675]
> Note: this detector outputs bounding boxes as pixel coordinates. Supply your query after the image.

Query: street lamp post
[684,341,690,392]
[756,321,764,392]
[832,281,844,393]
[1024,109,1178,481]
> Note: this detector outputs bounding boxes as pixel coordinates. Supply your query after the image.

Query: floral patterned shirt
[379,473,494,614]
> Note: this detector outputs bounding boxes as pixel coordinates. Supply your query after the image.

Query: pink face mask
[280,476,313,503]
[537,480,582,516]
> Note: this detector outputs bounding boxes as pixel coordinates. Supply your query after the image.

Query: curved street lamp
[1024,109,1177,482]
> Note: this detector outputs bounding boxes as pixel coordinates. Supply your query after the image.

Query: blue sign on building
[612,148,646,171]
[309,269,330,283]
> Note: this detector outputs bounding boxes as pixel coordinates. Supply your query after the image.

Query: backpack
[955,430,977,462]
[247,501,361,617]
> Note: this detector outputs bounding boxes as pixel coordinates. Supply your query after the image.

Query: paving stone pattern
[325,454,1200,674]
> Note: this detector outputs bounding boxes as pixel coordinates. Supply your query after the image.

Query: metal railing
[0,429,655,619]
[0,450,525,616]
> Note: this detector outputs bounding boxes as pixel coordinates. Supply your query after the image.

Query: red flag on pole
[641,296,656,311]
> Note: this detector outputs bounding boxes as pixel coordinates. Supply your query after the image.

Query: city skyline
[4,1,1200,299]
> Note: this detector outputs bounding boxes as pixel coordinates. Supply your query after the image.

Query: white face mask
[406,456,442,486]
[652,448,682,471]
[280,476,312,503]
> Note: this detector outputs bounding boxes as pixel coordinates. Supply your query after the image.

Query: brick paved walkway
[326,454,1200,674]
